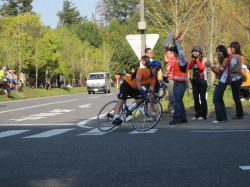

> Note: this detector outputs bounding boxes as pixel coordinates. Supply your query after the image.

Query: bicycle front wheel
[97,100,118,132]
[132,99,162,132]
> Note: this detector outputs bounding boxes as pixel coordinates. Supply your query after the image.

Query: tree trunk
[208,0,216,86]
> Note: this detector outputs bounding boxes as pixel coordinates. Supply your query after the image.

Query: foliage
[71,21,103,48]
[97,0,139,24]
[1,0,250,87]
[57,0,83,26]
[242,44,250,65]
[0,0,33,16]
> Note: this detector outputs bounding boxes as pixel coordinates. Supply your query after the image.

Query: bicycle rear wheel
[97,100,118,132]
[132,99,162,132]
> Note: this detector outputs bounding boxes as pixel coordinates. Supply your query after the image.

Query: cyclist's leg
[112,99,125,124]
[112,81,131,124]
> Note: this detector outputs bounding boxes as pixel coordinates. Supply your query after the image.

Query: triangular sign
[126,34,159,60]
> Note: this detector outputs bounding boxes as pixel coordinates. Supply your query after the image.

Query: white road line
[77,116,96,128]
[190,130,250,133]
[89,96,100,99]
[23,128,74,138]
[78,103,92,108]
[239,166,250,170]
[77,127,119,136]
[105,93,113,96]
[0,99,78,114]
[0,123,75,126]
[0,130,30,138]
[129,129,158,134]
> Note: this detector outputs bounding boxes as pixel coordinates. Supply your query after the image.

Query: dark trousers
[231,79,244,118]
[213,81,227,121]
[240,86,250,100]
[191,79,208,119]
[173,81,187,121]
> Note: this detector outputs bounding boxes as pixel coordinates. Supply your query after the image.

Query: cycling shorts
[117,81,140,100]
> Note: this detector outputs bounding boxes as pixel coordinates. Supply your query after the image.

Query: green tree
[71,21,103,48]
[0,0,33,16]
[97,0,139,24]
[57,0,83,26]
[55,26,82,85]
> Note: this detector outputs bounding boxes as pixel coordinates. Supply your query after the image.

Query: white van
[86,72,111,94]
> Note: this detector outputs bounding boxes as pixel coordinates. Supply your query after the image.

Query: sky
[0,0,99,29]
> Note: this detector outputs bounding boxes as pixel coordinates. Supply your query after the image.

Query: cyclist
[112,60,162,125]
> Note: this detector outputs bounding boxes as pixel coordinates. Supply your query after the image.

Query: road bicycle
[96,88,162,132]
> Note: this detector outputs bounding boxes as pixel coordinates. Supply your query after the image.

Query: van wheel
[88,91,91,94]
[93,91,95,94]
[108,89,111,93]
[104,89,107,94]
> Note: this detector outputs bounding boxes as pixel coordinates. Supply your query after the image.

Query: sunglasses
[154,67,160,71]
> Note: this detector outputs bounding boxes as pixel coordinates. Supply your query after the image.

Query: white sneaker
[212,120,225,124]
[170,109,175,114]
[241,98,246,101]
[191,117,197,120]
[197,117,205,120]
[151,112,157,116]
[146,117,154,122]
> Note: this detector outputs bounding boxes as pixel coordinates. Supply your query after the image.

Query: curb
[157,108,250,130]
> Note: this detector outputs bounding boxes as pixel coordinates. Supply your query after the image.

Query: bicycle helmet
[149,60,162,69]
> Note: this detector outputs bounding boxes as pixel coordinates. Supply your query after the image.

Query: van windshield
[88,74,104,80]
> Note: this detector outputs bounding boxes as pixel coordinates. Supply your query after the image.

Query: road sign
[126,34,159,60]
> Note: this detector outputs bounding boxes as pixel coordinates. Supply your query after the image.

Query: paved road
[1,92,250,186]
[1,125,250,187]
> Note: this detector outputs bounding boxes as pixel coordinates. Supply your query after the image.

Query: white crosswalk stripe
[23,128,74,138]
[0,130,30,138]
[129,129,158,134]
[0,127,158,139]
[77,127,119,136]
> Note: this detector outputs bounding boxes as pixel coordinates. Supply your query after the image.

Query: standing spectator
[206,45,229,123]
[188,46,208,120]
[229,41,244,119]
[140,48,153,68]
[57,73,64,88]
[6,69,13,89]
[45,70,50,90]
[144,47,163,96]
[169,39,189,125]
[2,78,11,97]
[19,70,25,92]
[12,70,18,91]
[163,46,175,113]
[227,46,232,56]
[145,48,153,61]
[240,65,250,101]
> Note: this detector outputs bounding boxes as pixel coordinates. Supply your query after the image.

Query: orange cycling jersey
[124,68,156,90]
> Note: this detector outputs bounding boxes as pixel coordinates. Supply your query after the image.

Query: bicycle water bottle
[128,102,137,111]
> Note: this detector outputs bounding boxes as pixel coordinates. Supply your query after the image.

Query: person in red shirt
[163,46,175,113]
[188,46,208,121]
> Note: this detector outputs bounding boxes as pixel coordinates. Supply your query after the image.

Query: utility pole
[138,0,146,57]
